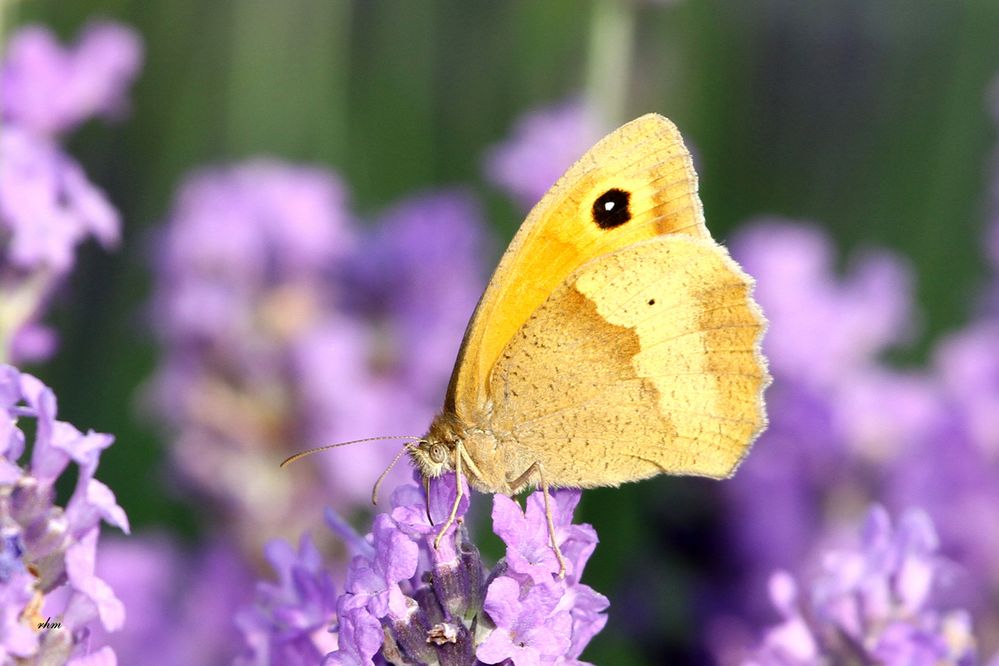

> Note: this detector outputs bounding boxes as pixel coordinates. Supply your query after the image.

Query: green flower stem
[585,0,637,129]
[0,272,51,364]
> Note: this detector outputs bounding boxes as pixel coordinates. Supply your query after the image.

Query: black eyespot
[647,298,656,306]
[592,188,631,229]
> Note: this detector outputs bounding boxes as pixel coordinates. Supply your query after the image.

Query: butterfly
[286,114,770,577]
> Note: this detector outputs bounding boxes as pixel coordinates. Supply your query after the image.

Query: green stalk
[0,272,51,365]
[585,0,638,129]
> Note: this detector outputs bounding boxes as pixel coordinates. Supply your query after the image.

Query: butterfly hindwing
[481,235,769,487]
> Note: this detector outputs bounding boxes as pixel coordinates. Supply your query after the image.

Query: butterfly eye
[591,188,631,229]
[429,444,448,464]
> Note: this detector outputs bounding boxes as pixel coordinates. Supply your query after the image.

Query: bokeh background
[6,1,999,664]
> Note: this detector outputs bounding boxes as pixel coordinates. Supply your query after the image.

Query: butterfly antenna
[371,442,422,506]
[280,435,422,468]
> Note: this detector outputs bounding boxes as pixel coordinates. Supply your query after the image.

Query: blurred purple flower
[935,322,999,456]
[153,160,353,351]
[477,577,571,665]
[303,191,488,500]
[0,364,128,662]
[732,219,913,389]
[236,535,338,665]
[1,128,119,273]
[711,218,999,661]
[720,220,920,591]
[745,506,981,665]
[1,21,143,136]
[342,191,488,402]
[886,325,999,610]
[0,128,121,362]
[484,100,600,209]
[304,473,608,665]
[0,20,138,363]
[93,535,254,665]
[149,161,487,558]
[149,160,357,552]
[9,323,59,364]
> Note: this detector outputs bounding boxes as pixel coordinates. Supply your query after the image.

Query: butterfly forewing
[445,114,709,418]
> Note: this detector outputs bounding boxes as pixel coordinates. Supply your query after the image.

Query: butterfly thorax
[414,411,524,495]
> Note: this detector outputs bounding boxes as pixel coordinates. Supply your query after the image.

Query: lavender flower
[341,191,488,403]
[149,161,487,558]
[304,192,487,499]
[483,100,600,210]
[933,322,999,461]
[745,506,981,665]
[732,220,913,390]
[720,220,920,589]
[886,324,999,616]
[1,22,142,136]
[0,21,139,363]
[149,160,357,553]
[91,535,254,665]
[0,364,129,663]
[151,160,353,355]
[235,535,338,664]
[710,218,999,661]
[238,473,608,665]
[0,128,119,274]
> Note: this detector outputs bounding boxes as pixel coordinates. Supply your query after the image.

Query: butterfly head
[411,412,464,479]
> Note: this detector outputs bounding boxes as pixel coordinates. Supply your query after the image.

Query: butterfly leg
[539,469,568,580]
[508,463,567,579]
[433,445,464,550]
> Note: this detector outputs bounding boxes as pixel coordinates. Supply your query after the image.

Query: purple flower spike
[346,514,419,620]
[236,535,339,665]
[1,21,142,136]
[484,100,600,209]
[391,472,470,565]
[746,506,981,665]
[323,598,382,666]
[492,493,563,584]
[0,21,135,362]
[1,129,119,274]
[344,192,488,401]
[149,160,488,558]
[732,220,913,389]
[301,477,607,664]
[477,576,572,665]
[713,219,944,647]
[0,365,127,662]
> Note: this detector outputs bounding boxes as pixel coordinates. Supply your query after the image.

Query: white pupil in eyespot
[604,201,615,211]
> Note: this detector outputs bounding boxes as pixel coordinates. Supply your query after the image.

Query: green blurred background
[9,1,999,662]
